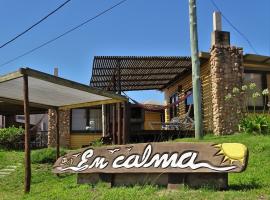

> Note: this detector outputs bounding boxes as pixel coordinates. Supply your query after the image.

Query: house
[2,12,269,149]
[89,12,270,139]
[0,68,127,150]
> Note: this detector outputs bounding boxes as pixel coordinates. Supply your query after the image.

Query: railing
[31,130,48,149]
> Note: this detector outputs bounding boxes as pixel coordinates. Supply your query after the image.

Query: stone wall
[48,109,70,147]
[210,45,244,135]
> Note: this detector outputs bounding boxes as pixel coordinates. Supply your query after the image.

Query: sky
[0,0,269,104]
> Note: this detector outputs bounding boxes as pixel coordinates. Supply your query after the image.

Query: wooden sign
[53,142,248,174]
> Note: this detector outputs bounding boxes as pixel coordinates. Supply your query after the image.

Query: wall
[48,108,102,149]
[48,109,70,147]
[144,111,162,130]
[163,61,213,131]
[70,134,102,149]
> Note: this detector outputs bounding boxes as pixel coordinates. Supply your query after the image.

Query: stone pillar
[48,109,70,147]
[210,45,244,135]
[48,109,57,147]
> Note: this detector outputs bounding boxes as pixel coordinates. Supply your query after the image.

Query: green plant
[90,139,103,147]
[0,126,24,149]
[239,114,270,135]
[31,148,66,164]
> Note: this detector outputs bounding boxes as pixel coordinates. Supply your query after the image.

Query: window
[71,107,102,132]
[169,93,179,119]
[71,109,87,131]
[244,72,264,107]
[88,109,102,131]
[185,89,194,118]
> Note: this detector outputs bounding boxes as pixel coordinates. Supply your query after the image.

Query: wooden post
[117,103,122,145]
[105,104,110,137]
[122,102,129,144]
[102,104,106,137]
[23,74,31,193]
[56,108,60,159]
[112,104,117,144]
[189,0,203,140]
[122,102,126,144]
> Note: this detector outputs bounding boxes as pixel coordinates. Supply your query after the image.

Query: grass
[0,133,270,200]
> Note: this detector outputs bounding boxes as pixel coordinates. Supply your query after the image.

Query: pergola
[90,56,194,91]
[0,68,127,193]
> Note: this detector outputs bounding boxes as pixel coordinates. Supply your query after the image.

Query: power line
[0,0,72,49]
[0,0,128,67]
[210,0,258,54]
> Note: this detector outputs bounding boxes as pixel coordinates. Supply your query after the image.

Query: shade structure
[0,67,128,193]
[90,56,194,91]
[0,68,127,111]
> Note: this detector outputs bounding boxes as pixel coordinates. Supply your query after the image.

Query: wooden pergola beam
[91,72,185,76]
[93,66,191,70]
[91,78,173,83]
[59,99,125,110]
[94,56,191,61]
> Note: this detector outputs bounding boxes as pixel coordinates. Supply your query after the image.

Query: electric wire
[210,0,258,54]
[0,0,128,68]
[0,0,72,49]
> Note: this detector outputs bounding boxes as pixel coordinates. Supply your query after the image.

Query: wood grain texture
[53,142,248,174]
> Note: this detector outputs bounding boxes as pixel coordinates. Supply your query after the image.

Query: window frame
[244,70,268,111]
[70,106,102,133]
[184,89,194,118]
[169,92,179,119]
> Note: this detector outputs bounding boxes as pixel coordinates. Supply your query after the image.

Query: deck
[129,130,195,143]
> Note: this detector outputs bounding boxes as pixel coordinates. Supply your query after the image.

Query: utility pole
[189,0,203,139]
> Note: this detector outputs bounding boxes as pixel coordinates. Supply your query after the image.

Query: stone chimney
[210,12,244,135]
[54,67,59,76]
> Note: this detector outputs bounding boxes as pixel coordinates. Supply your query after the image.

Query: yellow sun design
[214,143,247,165]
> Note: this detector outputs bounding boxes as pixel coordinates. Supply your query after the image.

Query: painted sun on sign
[53,142,248,174]
[214,143,247,165]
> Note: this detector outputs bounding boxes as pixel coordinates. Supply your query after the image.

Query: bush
[239,114,270,135]
[0,126,24,149]
[32,148,66,164]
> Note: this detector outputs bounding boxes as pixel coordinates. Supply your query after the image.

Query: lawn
[0,133,270,200]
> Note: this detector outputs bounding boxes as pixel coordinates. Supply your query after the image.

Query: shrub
[225,83,270,135]
[32,148,66,164]
[90,139,103,147]
[0,126,24,149]
[239,114,270,135]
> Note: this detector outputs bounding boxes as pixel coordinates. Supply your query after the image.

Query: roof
[199,52,270,65]
[90,56,198,91]
[0,68,127,114]
[244,54,270,65]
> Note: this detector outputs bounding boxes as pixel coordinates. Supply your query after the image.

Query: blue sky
[0,0,269,104]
